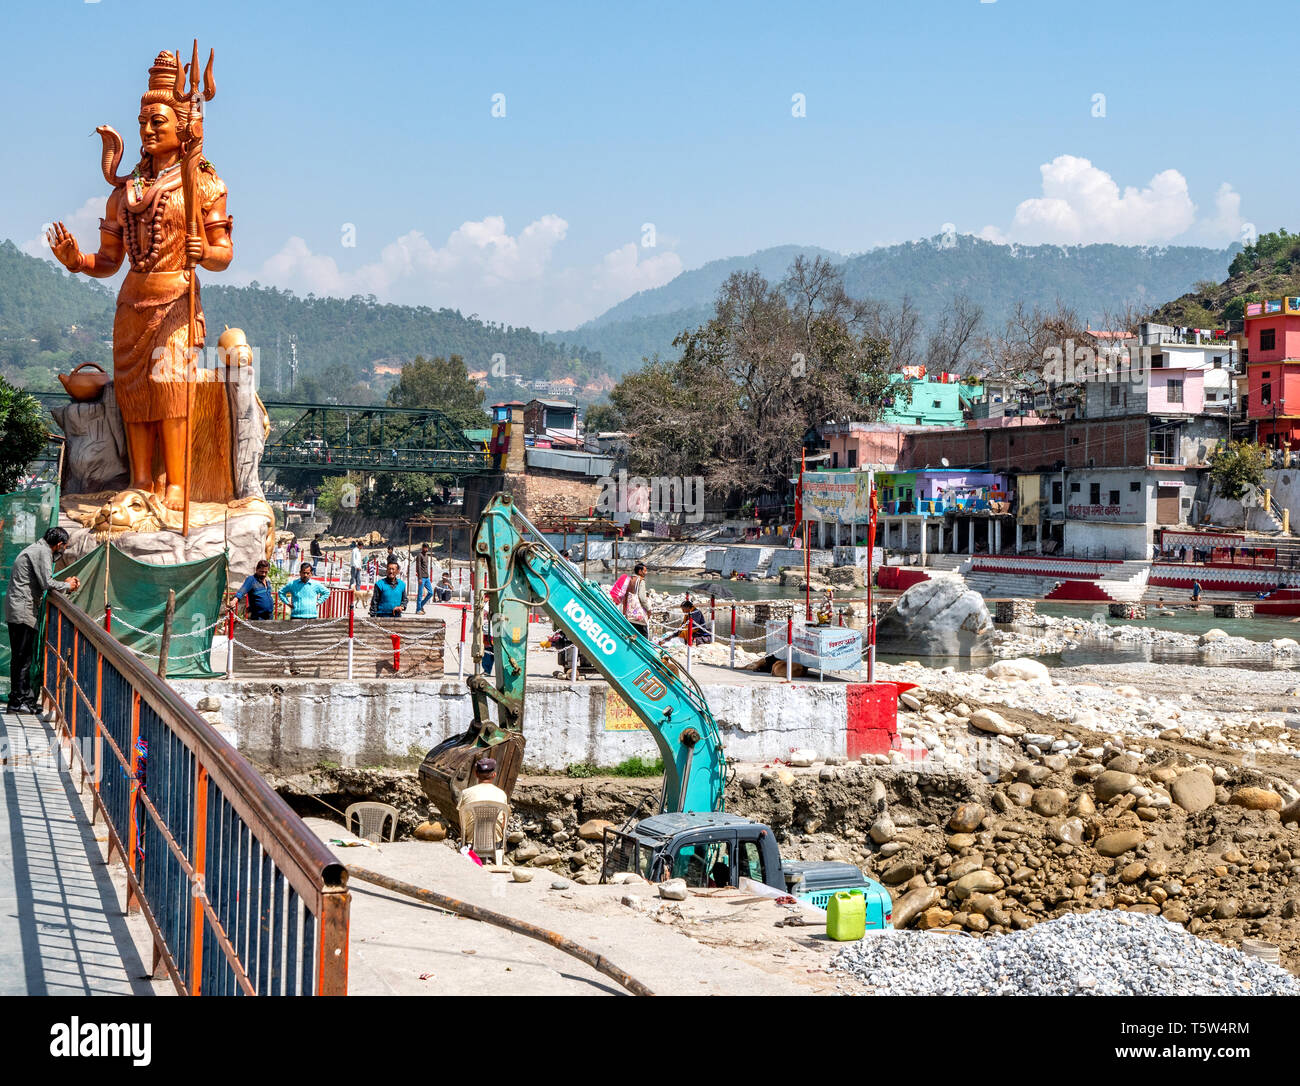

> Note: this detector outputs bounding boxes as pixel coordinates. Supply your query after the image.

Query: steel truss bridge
[261,401,496,475]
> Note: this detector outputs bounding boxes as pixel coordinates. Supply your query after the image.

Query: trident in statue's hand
[178,39,215,539]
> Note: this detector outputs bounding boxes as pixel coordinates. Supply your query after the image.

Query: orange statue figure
[47,46,232,518]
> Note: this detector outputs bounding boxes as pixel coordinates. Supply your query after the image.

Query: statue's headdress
[140,51,192,131]
[138,47,215,142]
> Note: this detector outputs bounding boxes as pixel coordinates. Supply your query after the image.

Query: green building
[879,376,982,427]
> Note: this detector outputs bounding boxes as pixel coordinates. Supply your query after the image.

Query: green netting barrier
[0,483,61,699]
[60,542,227,679]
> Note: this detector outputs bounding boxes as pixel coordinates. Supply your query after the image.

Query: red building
[1245,297,1300,447]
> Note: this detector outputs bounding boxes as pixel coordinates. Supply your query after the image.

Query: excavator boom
[419,494,726,827]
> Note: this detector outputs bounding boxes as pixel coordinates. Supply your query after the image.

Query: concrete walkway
[312,817,808,996]
[0,707,163,996]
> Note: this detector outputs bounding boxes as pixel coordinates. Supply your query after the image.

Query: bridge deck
[0,708,165,995]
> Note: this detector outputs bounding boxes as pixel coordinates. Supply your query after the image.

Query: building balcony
[1147,452,1186,467]
[880,497,1013,517]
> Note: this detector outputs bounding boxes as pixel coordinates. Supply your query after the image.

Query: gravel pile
[831,911,1300,995]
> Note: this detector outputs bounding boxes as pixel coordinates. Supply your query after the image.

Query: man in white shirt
[350,540,363,589]
[457,757,508,838]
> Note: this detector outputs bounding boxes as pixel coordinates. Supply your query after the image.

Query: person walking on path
[350,540,363,590]
[1191,580,1203,603]
[620,561,651,639]
[370,560,408,618]
[279,563,331,618]
[230,560,275,620]
[415,543,434,614]
[5,527,79,713]
[310,534,324,575]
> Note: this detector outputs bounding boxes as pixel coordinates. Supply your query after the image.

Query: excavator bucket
[418,727,526,833]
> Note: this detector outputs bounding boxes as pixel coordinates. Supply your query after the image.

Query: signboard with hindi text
[802,472,873,524]
[604,690,647,732]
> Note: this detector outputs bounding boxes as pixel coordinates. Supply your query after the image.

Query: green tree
[609,256,896,505]
[582,401,624,433]
[317,474,360,516]
[0,376,49,492]
[387,354,489,427]
[1208,440,1271,502]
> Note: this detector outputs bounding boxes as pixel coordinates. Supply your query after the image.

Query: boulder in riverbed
[875,578,995,657]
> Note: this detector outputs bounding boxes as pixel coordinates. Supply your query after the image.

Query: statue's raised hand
[46,222,82,273]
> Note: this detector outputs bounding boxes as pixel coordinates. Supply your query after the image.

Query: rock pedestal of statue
[52,361,273,579]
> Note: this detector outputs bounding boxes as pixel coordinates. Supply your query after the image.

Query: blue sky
[3,0,1294,330]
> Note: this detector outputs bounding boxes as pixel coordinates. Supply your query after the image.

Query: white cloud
[21,197,106,261]
[1012,156,1195,244]
[236,215,682,331]
[979,156,1244,247]
[1203,182,1245,245]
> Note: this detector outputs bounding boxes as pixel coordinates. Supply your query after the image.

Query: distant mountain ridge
[2,233,1242,397]
[551,235,1241,371]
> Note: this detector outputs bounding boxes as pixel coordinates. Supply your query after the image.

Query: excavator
[418,493,892,925]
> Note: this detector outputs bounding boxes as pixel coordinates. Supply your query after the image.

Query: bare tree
[924,294,984,374]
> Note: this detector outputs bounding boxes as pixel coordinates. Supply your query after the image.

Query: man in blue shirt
[279,563,331,618]
[230,560,275,620]
[370,561,408,618]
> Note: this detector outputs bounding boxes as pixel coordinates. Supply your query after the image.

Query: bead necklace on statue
[123,161,180,272]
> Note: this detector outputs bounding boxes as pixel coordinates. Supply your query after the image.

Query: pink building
[1146,367,1205,414]
[820,423,933,471]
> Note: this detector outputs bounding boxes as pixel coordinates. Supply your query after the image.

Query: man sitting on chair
[458,757,508,841]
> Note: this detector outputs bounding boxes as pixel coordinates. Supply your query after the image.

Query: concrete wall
[1062,520,1149,558]
[171,677,862,772]
[580,541,716,569]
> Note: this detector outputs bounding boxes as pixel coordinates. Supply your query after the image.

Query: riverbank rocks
[969,708,1024,737]
[1283,800,1300,826]
[917,907,954,930]
[869,817,896,844]
[1096,829,1145,857]
[875,578,995,657]
[1171,771,1216,813]
[658,878,688,901]
[1051,817,1086,845]
[1006,782,1034,807]
[578,819,615,841]
[953,870,1005,898]
[948,803,986,834]
[882,860,922,885]
[891,886,942,929]
[1094,771,1139,802]
[1032,788,1069,817]
[985,658,1050,683]
[1200,629,1228,644]
[1230,788,1284,812]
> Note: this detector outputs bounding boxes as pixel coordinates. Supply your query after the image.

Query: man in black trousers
[5,527,80,714]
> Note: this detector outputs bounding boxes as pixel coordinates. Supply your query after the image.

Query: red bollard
[104,604,112,633]
[392,634,401,673]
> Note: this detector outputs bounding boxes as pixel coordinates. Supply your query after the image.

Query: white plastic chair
[461,801,509,865]
[345,801,399,843]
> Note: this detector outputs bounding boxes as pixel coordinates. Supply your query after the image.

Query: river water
[640,573,1300,672]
